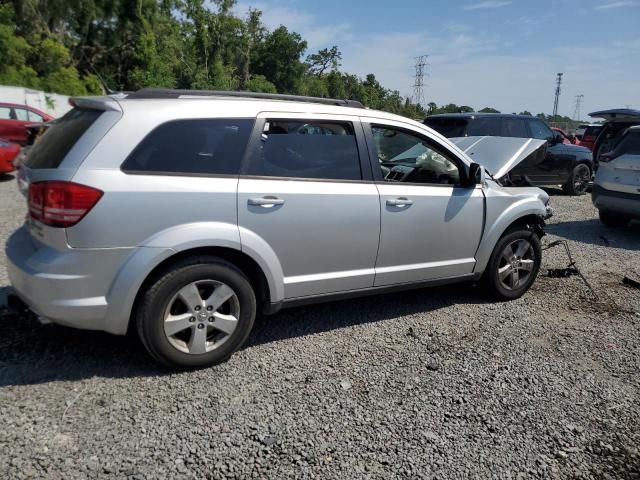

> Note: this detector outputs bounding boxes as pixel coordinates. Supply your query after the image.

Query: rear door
[363,119,484,286]
[237,113,380,299]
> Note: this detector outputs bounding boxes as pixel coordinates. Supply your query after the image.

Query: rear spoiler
[69,96,122,112]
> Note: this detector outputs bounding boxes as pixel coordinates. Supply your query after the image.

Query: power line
[412,55,428,107]
[572,94,584,121]
[552,72,563,118]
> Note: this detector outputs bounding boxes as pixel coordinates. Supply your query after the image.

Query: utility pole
[552,73,563,118]
[413,55,428,108]
[572,94,584,121]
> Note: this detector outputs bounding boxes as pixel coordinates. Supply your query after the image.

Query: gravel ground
[0,173,638,479]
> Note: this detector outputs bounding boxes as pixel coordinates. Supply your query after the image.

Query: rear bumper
[5,226,134,334]
[592,184,640,218]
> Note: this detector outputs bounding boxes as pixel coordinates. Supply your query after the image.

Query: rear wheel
[599,210,630,228]
[562,163,591,196]
[483,229,542,300]
[136,257,256,368]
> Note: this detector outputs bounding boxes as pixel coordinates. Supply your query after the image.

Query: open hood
[589,108,640,122]
[450,136,547,179]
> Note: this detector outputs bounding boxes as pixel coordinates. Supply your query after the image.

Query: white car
[592,125,640,226]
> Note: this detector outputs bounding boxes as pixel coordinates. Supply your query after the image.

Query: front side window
[28,111,44,122]
[122,118,254,175]
[370,125,461,185]
[527,119,554,141]
[243,120,362,181]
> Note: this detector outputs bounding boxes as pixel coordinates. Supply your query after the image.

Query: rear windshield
[423,118,468,137]
[25,108,102,169]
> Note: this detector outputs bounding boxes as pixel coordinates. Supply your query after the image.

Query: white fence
[0,85,72,119]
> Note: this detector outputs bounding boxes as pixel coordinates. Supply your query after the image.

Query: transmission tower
[413,55,428,107]
[572,94,584,121]
[552,73,563,118]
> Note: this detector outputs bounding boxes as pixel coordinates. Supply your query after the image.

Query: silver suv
[6,89,552,368]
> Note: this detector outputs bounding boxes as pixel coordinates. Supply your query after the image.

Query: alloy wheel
[163,280,240,354]
[497,238,536,291]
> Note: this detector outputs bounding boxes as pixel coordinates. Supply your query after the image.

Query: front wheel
[483,229,542,300]
[136,257,256,368]
[562,163,591,196]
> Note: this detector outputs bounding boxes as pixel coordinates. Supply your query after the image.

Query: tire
[599,210,630,228]
[136,256,256,369]
[483,229,542,300]
[562,163,591,196]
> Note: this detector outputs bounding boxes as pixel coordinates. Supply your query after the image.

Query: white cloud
[594,1,638,10]
[234,2,352,51]
[462,1,512,11]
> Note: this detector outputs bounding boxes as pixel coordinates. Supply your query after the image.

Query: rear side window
[26,108,102,169]
[242,120,362,181]
[122,118,254,175]
[466,117,502,136]
[617,132,640,155]
[423,118,468,137]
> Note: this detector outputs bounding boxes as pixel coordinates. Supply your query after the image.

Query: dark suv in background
[424,113,594,195]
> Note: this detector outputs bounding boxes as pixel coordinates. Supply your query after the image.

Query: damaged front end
[450,136,548,187]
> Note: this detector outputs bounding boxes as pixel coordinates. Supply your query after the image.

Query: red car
[0,139,20,173]
[0,102,54,145]
[551,127,579,145]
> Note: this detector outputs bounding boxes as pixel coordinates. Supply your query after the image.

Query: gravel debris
[0,175,639,479]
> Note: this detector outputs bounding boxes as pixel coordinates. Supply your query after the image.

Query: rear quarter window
[122,118,254,175]
[25,108,102,169]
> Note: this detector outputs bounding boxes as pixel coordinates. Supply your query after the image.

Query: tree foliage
[0,0,505,120]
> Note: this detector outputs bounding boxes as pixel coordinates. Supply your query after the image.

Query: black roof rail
[126,88,365,108]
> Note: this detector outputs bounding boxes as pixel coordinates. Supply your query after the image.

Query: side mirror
[466,162,484,186]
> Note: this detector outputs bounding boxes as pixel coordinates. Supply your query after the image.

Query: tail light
[28,181,103,227]
[583,135,594,143]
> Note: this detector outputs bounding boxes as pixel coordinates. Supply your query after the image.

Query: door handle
[386,197,413,207]
[248,196,285,207]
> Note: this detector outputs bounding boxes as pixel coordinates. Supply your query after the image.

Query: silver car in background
[6,89,552,368]
[592,125,640,227]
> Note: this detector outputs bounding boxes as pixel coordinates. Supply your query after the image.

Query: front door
[238,114,380,299]
[363,120,485,286]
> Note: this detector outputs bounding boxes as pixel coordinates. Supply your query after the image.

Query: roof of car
[0,102,48,114]
[424,113,535,120]
[589,108,640,118]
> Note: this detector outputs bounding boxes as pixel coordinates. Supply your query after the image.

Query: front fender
[104,222,284,335]
[474,187,548,273]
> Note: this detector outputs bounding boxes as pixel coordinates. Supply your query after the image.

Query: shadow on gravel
[245,284,491,349]
[0,173,15,183]
[0,284,490,387]
[547,219,640,251]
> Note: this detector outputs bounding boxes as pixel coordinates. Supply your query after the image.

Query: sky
[233,0,640,119]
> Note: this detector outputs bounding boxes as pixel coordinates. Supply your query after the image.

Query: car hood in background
[589,108,640,122]
[450,136,547,179]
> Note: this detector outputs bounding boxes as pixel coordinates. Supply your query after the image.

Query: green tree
[306,46,341,75]
[253,26,307,93]
[479,107,500,113]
